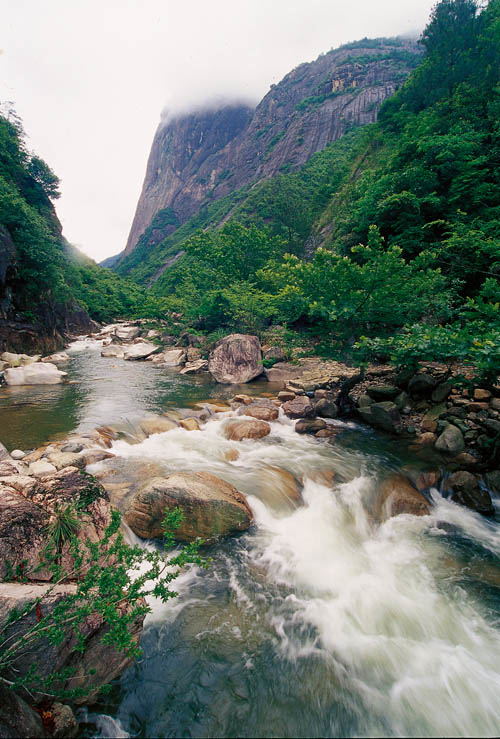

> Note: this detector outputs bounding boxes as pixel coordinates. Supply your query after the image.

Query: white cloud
[0,0,434,260]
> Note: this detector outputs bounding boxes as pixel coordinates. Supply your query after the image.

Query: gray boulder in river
[208,334,263,384]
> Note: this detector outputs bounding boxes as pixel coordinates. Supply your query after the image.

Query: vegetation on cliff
[119,0,499,378]
[0,110,165,329]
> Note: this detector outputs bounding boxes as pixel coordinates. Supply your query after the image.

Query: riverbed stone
[0,685,45,738]
[239,405,279,422]
[179,418,201,431]
[139,416,178,436]
[114,324,140,340]
[208,334,263,384]
[373,475,431,521]
[432,382,453,403]
[253,465,302,511]
[163,349,186,366]
[447,470,494,516]
[281,395,314,419]
[366,384,400,401]
[124,342,159,360]
[61,442,84,454]
[29,459,57,477]
[359,401,402,434]
[0,486,49,580]
[125,472,253,541]
[408,373,437,396]
[435,424,465,455]
[315,397,338,418]
[223,419,271,441]
[295,418,327,434]
[0,580,144,705]
[10,449,26,460]
[41,352,70,363]
[101,345,125,358]
[0,442,9,462]
[180,359,208,374]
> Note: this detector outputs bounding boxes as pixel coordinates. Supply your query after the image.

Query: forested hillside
[0,111,164,348]
[118,0,499,378]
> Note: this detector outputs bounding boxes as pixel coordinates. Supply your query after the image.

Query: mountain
[120,37,421,265]
[113,0,499,378]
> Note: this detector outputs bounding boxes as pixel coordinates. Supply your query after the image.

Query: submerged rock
[125,471,253,541]
[208,334,263,384]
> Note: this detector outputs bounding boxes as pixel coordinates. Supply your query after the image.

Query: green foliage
[0,508,206,700]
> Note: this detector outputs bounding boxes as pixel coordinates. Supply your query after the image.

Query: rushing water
[2,340,500,737]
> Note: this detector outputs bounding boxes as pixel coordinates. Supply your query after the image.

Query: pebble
[10,449,25,460]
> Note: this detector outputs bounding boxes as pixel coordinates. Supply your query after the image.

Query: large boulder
[282,395,314,419]
[223,419,271,441]
[0,685,44,738]
[114,324,140,341]
[315,397,338,418]
[125,472,253,542]
[372,475,431,522]
[0,352,40,367]
[0,581,143,705]
[0,442,8,462]
[295,418,327,434]
[123,342,159,360]
[208,334,263,384]
[0,486,49,581]
[447,471,494,517]
[0,468,111,582]
[4,362,66,385]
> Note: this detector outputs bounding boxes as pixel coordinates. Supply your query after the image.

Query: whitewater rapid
[82,401,500,738]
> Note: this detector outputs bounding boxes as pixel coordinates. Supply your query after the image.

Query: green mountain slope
[0,111,164,349]
[118,0,499,377]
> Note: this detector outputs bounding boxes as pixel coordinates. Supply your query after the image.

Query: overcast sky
[0,0,435,261]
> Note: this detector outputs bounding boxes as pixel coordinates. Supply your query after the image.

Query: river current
[2,339,500,738]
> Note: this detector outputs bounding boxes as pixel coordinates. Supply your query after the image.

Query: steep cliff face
[124,105,253,256]
[123,38,421,261]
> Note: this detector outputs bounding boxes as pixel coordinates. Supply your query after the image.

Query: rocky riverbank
[0,323,498,736]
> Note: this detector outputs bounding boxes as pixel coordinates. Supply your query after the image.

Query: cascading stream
[87,407,500,739]
[3,339,498,738]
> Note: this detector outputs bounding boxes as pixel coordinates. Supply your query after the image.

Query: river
[2,339,500,738]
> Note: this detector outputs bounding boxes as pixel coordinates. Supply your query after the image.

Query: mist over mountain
[120,37,421,263]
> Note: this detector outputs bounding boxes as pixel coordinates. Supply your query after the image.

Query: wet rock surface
[125,471,253,541]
